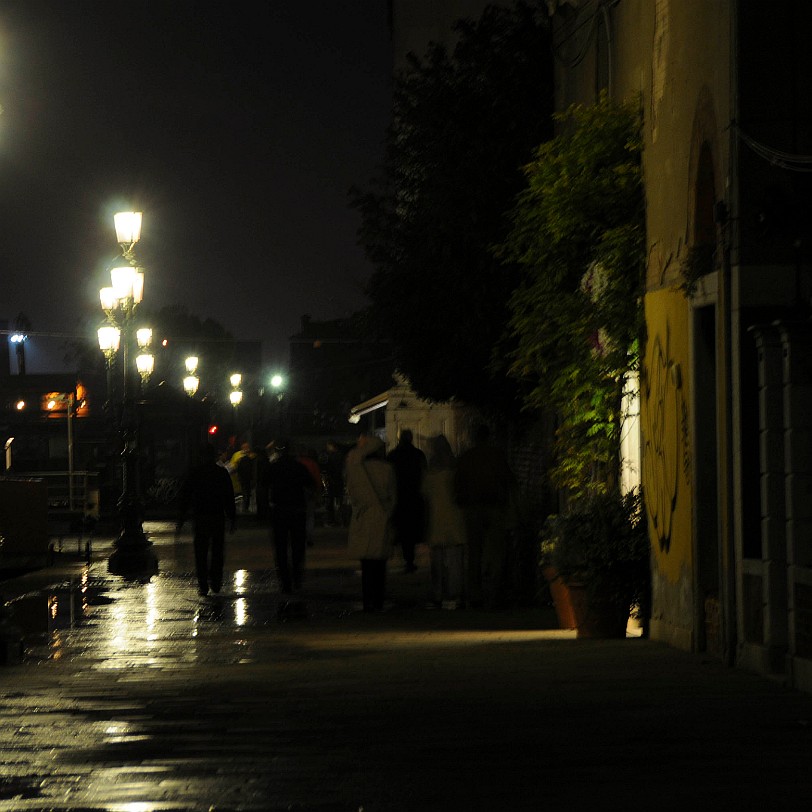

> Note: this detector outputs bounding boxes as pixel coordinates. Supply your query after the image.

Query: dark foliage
[351,1,553,412]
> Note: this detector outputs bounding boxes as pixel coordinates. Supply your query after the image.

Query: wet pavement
[1,520,812,810]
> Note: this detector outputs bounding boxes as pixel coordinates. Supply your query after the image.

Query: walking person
[323,440,349,526]
[455,424,516,609]
[267,439,316,595]
[176,442,237,598]
[386,428,427,573]
[254,443,272,523]
[422,434,467,609]
[346,434,397,612]
[297,446,323,546]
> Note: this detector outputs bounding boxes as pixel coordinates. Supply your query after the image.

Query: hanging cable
[551,0,600,69]
[735,122,812,172]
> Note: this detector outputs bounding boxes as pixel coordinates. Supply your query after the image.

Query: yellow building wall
[643,288,693,579]
[554,1,732,649]
[643,287,696,647]
[608,1,729,648]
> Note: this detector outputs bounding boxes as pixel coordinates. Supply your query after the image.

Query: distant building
[0,322,209,518]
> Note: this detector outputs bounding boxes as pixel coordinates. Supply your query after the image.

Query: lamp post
[229,373,243,436]
[270,373,286,438]
[97,210,158,580]
[229,385,243,436]
[183,355,200,398]
[9,333,26,375]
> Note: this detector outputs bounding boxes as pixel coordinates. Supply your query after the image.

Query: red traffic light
[208,425,218,435]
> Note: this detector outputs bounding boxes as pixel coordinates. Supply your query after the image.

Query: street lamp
[9,332,26,375]
[183,356,199,396]
[270,372,286,437]
[183,375,199,396]
[97,210,158,580]
[229,386,242,437]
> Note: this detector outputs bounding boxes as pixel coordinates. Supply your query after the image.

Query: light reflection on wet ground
[11,563,366,667]
[0,524,568,810]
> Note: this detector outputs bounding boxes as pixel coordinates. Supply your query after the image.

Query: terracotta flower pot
[543,566,628,638]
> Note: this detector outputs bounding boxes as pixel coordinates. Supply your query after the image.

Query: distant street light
[183,375,200,396]
[98,210,158,580]
[270,372,286,437]
[183,356,200,396]
[135,352,154,385]
[10,332,27,375]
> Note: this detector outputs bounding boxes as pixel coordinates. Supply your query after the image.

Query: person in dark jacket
[455,424,516,608]
[267,439,317,594]
[254,444,272,523]
[386,428,427,573]
[324,439,349,526]
[176,442,236,598]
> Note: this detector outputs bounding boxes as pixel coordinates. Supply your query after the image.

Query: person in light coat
[346,434,397,612]
[422,434,467,609]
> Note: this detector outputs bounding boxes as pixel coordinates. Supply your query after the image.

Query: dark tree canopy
[351,1,553,411]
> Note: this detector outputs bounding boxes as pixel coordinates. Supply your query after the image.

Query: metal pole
[107,284,158,579]
[67,393,74,510]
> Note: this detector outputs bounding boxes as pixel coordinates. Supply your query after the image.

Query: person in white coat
[422,434,467,609]
[346,434,397,612]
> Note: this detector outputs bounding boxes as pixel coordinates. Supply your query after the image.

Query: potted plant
[541,489,650,638]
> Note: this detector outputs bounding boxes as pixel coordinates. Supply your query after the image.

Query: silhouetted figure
[455,425,516,609]
[323,440,349,526]
[254,444,272,522]
[267,439,316,594]
[422,434,467,609]
[387,428,427,573]
[176,443,236,598]
[297,446,323,546]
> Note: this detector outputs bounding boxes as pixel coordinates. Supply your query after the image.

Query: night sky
[0,1,392,373]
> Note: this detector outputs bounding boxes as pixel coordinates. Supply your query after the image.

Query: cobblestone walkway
[0,523,812,810]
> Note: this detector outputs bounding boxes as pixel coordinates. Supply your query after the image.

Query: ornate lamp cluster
[184,355,200,396]
[229,372,243,407]
[96,211,158,580]
[98,212,154,386]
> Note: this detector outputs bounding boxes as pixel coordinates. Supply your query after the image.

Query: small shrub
[541,489,650,616]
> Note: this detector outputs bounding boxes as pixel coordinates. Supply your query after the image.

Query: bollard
[0,596,24,665]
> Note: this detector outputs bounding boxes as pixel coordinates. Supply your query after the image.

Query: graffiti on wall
[644,322,691,552]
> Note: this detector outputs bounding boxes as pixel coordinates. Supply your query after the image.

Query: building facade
[550,0,812,689]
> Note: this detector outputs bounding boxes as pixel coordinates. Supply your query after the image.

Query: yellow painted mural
[643,288,693,583]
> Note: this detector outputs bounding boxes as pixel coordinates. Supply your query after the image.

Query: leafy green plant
[541,489,650,616]
[498,92,645,497]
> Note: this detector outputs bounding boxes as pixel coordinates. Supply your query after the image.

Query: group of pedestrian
[176,425,516,613]
[345,424,516,613]
[176,438,320,599]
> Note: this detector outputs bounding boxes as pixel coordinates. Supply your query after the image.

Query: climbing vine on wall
[498,92,646,498]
